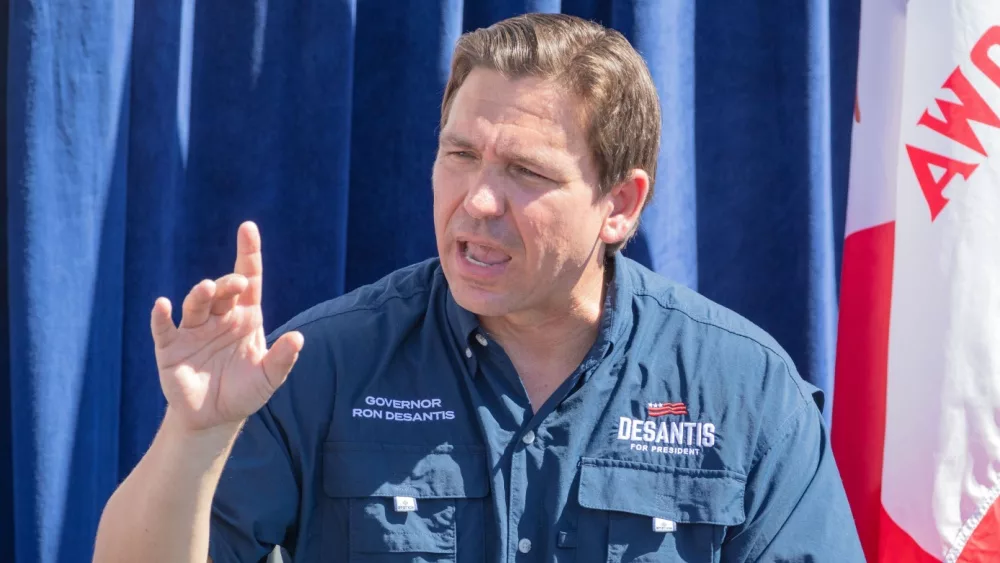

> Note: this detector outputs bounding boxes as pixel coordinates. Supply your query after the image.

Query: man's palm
[150,222,303,431]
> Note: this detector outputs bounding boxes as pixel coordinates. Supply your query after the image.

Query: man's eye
[450,151,474,159]
[515,166,545,180]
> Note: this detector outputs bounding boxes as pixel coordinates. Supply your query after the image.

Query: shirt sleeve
[721,366,867,562]
[207,315,338,563]
[207,400,300,563]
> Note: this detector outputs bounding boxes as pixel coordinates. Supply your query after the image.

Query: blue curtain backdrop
[1,0,861,561]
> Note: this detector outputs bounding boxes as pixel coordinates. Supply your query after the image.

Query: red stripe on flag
[956,496,1000,562]
[832,222,896,562]
[648,410,686,417]
[879,504,941,562]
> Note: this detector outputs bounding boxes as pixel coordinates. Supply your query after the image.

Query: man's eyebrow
[439,132,478,149]
[498,138,568,172]
[503,150,557,172]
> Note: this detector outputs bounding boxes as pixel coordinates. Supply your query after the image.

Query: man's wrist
[159,407,245,469]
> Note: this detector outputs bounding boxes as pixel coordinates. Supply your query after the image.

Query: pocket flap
[324,442,490,499]
[578,458,746,526]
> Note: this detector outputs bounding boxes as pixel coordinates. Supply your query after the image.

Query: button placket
[509,437,528,561]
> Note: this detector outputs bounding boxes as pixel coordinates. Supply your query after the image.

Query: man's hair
[440,13,662,254]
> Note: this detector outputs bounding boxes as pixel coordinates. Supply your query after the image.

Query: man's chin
[448,282,514,317]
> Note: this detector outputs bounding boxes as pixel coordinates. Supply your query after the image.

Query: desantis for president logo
[618,401,715,456]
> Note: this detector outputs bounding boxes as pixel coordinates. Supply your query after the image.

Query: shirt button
[518,538,532,554]
[465,347,472,358]
[475,333,488,346]
[522,430,535,445]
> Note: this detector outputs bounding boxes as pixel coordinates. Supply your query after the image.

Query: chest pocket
[322,442,490,562]
[569,458,746,563]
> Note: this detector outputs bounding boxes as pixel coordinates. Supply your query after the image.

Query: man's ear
[599,169,651,247]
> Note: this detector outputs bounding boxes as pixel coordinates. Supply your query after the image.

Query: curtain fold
[1,1,860,560]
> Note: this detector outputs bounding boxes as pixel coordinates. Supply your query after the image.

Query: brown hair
[440,13,662,253]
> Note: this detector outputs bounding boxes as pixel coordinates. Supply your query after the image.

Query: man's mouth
[460,241,511,267]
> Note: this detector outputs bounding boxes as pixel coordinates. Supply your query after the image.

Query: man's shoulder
[621,256,819,407]
[623,257,789,362]
[266,258,444,342]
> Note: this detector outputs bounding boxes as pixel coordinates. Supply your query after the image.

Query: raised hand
[149,222,304,431]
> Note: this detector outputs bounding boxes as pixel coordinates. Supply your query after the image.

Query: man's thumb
[262,331,304,388]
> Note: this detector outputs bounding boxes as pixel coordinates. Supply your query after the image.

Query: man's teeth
[465,247,492,267]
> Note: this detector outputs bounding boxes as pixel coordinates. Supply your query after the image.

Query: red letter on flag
[917,68,1000,156]
[971,25,1000,88]
[905,145,978,220]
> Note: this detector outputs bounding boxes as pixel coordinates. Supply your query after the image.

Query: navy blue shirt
[208,256,865,562]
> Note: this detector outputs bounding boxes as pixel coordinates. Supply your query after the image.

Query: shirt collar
[582,253,634,369]
[443,253,635,366]
[444,284,482,348]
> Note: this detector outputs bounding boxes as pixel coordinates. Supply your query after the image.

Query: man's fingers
[210,274,249,316]
[261,331,304,389]
[150,298,178,348]
[234,222,263,307]
[179,279,217,328]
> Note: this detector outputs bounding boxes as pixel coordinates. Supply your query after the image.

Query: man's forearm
[92,408,242,563]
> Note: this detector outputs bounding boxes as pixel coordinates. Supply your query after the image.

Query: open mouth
[459,240,512,267]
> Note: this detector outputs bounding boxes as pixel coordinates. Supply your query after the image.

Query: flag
[833,1,1000,561]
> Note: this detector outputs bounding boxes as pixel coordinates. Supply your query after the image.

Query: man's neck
[478,261,610,410]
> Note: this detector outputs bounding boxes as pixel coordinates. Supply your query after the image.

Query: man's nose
[463,173,506,219]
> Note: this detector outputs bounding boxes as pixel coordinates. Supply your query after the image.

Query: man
[94,13,865,563]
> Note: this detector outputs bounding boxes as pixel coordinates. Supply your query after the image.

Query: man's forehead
[448,70,584,139]
[458,70,569,115]
[445,77,588,155]
[440,122,566,155]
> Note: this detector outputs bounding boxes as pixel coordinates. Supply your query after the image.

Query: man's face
[432,68,615,318]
